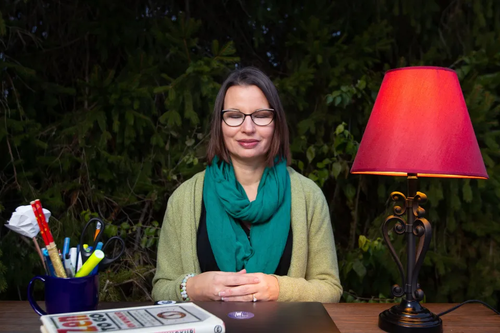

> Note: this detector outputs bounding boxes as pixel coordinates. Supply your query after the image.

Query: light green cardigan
[152,167,343,302]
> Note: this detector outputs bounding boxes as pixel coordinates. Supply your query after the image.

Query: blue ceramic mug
[28,275,99,315]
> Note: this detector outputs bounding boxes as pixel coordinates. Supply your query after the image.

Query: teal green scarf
[203,156,291,274]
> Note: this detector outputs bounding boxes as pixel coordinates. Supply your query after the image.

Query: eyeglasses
[221,108,275,127]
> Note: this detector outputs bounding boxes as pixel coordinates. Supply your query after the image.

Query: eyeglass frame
[221,108,276,127]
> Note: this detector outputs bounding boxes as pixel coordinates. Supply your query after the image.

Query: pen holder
[27,274,99,316]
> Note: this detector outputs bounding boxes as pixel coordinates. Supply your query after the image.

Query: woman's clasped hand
[186,269,280,302]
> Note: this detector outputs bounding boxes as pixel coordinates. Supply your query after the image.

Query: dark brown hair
[206,67,291,166]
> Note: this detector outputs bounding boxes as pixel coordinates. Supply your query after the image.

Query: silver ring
[252,294,257,302]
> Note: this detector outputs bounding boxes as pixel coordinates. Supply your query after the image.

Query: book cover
[39,302,225,333]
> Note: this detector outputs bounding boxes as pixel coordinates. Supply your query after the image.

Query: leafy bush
[1,1,499,307]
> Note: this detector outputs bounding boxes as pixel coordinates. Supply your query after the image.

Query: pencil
[94,222,101,241]
[32,237,48,274]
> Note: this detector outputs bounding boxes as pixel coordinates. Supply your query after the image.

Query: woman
[152,67,342,303]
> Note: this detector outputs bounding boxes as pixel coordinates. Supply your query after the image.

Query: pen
[74,246,83,274]
[62,238,69,271]
[42,248,56,277]
[65,259,75,278]
[83,244,93,252]
[91,242,103,275]
[63,238,70,259]
[75,250,104,277]
[63,239,75,277]
[69,247,78,275]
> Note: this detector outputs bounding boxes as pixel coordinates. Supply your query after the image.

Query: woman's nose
[240,115,256,133]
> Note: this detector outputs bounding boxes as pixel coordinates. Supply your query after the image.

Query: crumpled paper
[5,205,51,238]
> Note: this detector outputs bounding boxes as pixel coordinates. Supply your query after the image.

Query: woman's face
[222,85,275,164]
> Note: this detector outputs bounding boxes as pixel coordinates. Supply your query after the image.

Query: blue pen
[91,242,103,275]
[62,237,70,270]
[62,238,76,277]
[42,248,56,277]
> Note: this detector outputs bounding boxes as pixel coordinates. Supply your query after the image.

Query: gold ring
[252,293,257,302]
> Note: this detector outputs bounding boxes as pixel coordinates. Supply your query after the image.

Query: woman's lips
[237,140,260,148]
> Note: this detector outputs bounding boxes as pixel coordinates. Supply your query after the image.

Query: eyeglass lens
[223,110,274,126]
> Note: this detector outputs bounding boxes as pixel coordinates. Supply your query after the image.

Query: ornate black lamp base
[379,300,442,333]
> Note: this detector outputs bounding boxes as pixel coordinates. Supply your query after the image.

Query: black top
[197,199,293,275]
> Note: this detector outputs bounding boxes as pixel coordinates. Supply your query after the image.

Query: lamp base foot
[379,300,442,333]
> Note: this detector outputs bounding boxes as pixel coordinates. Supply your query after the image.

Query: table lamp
[350,66,488,333]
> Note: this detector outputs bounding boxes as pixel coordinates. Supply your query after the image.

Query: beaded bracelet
[180,273,195,301]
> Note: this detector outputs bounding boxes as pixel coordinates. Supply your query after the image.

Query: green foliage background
[1,0,499,306]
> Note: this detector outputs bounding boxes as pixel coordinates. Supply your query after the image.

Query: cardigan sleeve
[273,181,343,303]
[151,191,186,302]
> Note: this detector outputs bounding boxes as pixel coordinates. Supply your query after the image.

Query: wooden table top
[323,303,500,333]
[0,301,499,332]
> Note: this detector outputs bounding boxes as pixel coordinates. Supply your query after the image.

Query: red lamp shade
[351,66,488,179]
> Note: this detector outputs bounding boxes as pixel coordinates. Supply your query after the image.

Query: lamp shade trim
[386,66,456,74]
[350,170,487,179]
